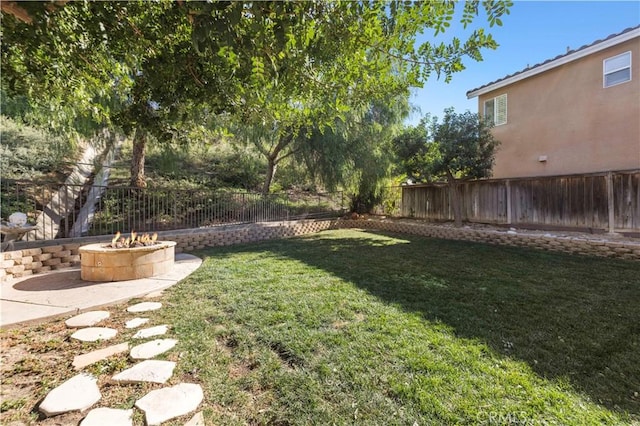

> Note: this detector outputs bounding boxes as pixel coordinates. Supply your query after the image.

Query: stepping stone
[135,383,204,426]
[73,343,130,370]
[65,311,110,328]
[133,325,168,339]
[112,360,176,384]
[144,290,164,299]
[185,411,205,426]
[130,339,177,360]
[71,327,118,342]
[127,302,162,313]
[39,373,101,417]
[125,317,150,329]
[80,407,133,426]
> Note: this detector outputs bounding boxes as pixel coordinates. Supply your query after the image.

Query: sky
[406,1,640,125]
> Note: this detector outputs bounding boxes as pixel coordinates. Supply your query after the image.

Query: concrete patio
[0,253,202,328]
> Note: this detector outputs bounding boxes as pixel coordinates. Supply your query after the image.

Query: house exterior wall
[478,37,640,179]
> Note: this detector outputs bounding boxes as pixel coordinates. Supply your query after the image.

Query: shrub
[0,116,75,180]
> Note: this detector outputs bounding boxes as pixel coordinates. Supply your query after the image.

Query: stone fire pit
[79,241,176,282]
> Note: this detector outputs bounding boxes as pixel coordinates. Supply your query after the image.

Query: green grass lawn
[159,229,640,425]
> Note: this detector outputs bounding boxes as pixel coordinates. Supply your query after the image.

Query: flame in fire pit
[107,231,159,248]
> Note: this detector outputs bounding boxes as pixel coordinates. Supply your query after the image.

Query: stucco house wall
[468,27,640,179]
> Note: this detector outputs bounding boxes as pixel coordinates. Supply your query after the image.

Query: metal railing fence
[1,179,344,242]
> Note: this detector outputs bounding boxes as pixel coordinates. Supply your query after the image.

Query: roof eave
[466,27,640,99]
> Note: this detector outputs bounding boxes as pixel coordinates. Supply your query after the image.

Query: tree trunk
[446,170,463,227]
[262,157,277,195]
[130,128,147,188]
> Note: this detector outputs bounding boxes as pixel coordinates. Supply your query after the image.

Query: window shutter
[495,94,507,125]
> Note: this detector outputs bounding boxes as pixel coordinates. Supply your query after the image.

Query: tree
[394,108,500,226]
[224,0,512,193]
[294,94,411,212]
[2,1,512,189]
[2,1,275,186]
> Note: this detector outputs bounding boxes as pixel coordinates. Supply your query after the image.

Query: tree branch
[1,2,33,24]
[276,145,302,164]
[375,46,477,68]
[269,131,294,161]
[187,59,205,87]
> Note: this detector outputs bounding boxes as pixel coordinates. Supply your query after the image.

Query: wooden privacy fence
[400,170,640,232]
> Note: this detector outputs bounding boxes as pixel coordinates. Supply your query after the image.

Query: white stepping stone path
[130,338,178,360]
[127,301,162,313]
[71,327,118,342]
[65,310,110,328]
[80,407,133,426]
[39,295,206,423]
[112,360,176,384]
[73,343,130,370]
[133,324,169,339]
[135,383,204,426]
[125,317,150,329]
[39,373,101,417]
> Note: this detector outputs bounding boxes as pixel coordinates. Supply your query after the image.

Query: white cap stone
[125,317,150,329]
[184,411,205,426]
[130,339,178,360]
[73,343,130,370]
[65,311,110,328]
[70,327,118,342]
[135,383,204,426]
[111,360,176,384]
[132,325,168,339]
[80,407,133,426]
[39,373,101,417]
[127,302,162,313]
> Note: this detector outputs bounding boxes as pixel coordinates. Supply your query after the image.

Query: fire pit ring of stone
[79,241,176,282]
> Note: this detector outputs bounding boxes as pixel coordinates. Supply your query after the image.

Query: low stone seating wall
[2,218,639,282]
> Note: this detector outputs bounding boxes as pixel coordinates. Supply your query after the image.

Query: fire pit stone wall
[79,241,176,282]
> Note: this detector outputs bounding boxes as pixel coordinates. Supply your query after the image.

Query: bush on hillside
[140,142,266,191]
[0,115,75,181]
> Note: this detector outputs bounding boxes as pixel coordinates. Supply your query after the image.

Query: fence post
[506,180,512,225]
[606,171,615,234]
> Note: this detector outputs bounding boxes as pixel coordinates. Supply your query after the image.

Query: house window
[604,51,631,88]
[484,94,507,126]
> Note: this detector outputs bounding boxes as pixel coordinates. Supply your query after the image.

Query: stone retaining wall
[1,220,334,282]
[2,218,638,282]
[1,245,82,281]
[166,220,333,252]
[340,219,640,261]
